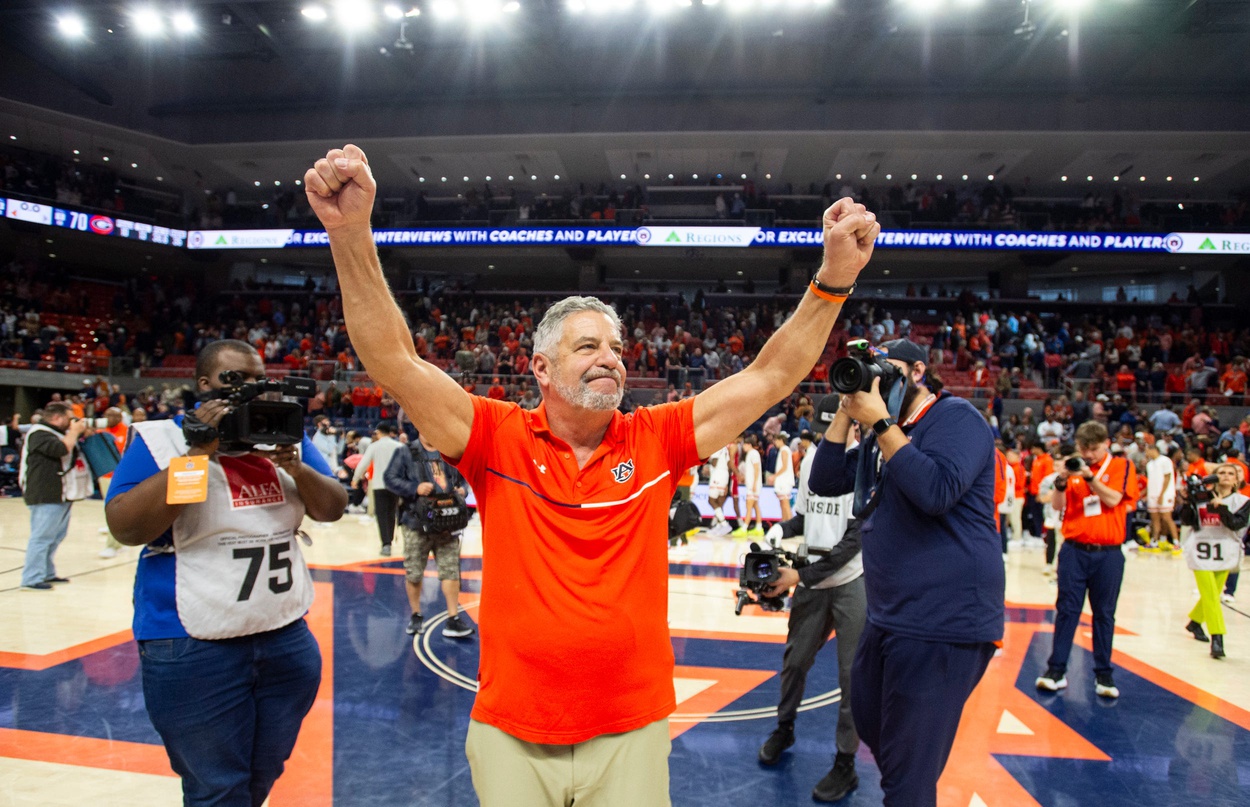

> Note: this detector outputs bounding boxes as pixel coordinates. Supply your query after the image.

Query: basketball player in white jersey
[736,433,765,535]
[771,432,795,522]
[705,444,735,536]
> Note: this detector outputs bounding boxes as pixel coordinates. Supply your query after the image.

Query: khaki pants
[466,717,671,807]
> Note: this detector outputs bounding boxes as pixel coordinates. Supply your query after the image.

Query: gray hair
[532,296,623,359]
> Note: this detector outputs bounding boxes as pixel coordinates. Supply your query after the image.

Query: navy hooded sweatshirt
[808,393,1005,644]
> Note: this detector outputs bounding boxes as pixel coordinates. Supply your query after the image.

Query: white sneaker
[98,527,111,534]
[1035,669,1068,691]
[1221,593,1236,605]
[1095,674,1120,699]
[98,547,118,559]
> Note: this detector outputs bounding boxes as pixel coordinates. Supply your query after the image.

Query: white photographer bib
[1183,496,1247,573]
[132,421,314,640]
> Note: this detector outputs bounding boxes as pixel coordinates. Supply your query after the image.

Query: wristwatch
[811,274,857,297]
[872,417,896,436]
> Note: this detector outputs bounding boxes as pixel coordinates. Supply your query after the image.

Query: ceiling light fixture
[301,5,329,21]
[131,7,164,36]
[57,14,87,39]
[171,11,196,34]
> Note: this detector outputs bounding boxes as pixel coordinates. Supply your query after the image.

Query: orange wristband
[809,281,848,303]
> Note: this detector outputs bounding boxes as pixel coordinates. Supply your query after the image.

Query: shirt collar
[525,401,624,445]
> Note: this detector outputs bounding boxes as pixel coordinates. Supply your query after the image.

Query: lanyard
[901,394,938,427]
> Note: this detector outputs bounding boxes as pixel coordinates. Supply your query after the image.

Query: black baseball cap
[879,339,928,367]
[811,394,840,434]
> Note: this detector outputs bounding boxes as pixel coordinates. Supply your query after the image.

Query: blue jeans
[139,619,322,807]
[22,502,72,586]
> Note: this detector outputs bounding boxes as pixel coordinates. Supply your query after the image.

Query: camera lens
[754,561,774,580]
[830,357,868,394]
[1065,457,1083,472]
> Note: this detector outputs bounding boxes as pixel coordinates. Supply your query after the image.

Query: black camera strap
[851,377,908,520]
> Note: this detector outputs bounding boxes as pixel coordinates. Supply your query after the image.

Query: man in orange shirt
[1027,443,1055,542]
[1221,358,1247,406]
[1036,421,1139,700]
[306,143,879,806]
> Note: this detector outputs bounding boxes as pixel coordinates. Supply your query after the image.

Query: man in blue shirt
[105,340,347,807]
[809,339,1004,807]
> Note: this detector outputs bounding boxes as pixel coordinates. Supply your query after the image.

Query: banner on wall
[184,225,1250,254]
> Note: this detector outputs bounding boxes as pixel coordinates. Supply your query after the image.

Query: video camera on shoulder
[733,541,827,616]
[830,339,903,395]
[188,370,316,452]
[1185,473,1220,504]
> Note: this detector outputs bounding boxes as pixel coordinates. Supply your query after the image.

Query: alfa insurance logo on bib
[220,455,286,509]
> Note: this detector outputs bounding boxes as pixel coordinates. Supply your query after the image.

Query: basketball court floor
[1,497,1247,806]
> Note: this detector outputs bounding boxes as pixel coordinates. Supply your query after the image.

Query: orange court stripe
[670,628,786,645]
[0,727,174,777]
[0,629,133,671]
[269,580,334,806]
[1072,632,1250,733]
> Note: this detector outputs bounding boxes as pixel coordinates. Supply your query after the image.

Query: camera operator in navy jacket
[808,338,1004,807]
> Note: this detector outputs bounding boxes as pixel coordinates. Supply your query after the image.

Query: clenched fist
[816,198,880,289]
[304,144,377,234]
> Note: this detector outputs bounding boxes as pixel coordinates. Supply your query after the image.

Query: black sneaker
[44,576,70,584]
[405,613,423,636]
[1094,672,1120,699]
[21,582,53,591]
[1035,667,1068,692]
[380,544,392,557]
[1186,620,1209,642]
[758,724,795,765]
[442,615,474,638]
[812,752,858,803]
[1211,634,1226,660]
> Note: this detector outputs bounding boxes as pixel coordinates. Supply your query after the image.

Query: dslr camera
[1065,456,1085,473]
[185,371,317,452]
[734,542,826,615]
[830,339,903,395]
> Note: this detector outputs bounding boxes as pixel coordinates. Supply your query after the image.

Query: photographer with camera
[384,432,474,639]
[1178,464,1247,659]
[104,340,347,806]
[1036,421,1139,699]
[807,338,1003,807]
[18,401,90,590]
[755,395,866,804]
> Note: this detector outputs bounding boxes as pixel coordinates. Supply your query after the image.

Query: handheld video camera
[734,542,826,616]
[185,371,317,452]
[829,339,903,395]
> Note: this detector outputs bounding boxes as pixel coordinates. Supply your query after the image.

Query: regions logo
[634,227,652,245]
[88,215,114,235]
[610,459,635,483]
[189,231,204,248]
[1163,233,1185,253]
[220,455,286,508]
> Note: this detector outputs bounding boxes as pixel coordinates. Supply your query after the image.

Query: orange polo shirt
[452,395,700,744]
[1029,453,1054,497]
[1061,455,1139,545]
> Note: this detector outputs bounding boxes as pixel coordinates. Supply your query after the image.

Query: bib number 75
[232,541,294,601]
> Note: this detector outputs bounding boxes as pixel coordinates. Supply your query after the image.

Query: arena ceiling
[0,0,1247,198]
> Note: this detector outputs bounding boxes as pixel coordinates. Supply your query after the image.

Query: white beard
[553,369,625,411]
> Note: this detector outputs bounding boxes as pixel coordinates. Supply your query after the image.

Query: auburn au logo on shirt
[220,455,286,508]
[611,459,635,483]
